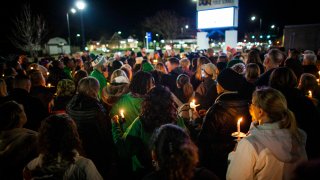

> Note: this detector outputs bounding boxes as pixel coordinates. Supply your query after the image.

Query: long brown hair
[151,124,198,180]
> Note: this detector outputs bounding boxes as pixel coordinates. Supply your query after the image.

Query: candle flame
[47,72,50,75]
[308,90,312,98]
[30,67,34,70]
[47,83,51,88]
[120,109,124,118]
[318,71,320,76]
[238,117,243,123]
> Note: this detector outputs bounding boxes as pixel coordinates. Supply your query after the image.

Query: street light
[118,31,122,35]
[250,15,262,31]
[271,25,275,29]
[66,8,77,47]
[76,1,86,51]
[185,25,189,29]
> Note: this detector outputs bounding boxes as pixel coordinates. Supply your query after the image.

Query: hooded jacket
[0,128,38,179]
[227,122,307,180]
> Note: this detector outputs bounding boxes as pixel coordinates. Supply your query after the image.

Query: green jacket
[63,67,73,79]
[110,93,143,131]
[112,116,186,172]
[90,69,107,98]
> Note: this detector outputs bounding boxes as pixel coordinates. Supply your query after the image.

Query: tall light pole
[251,15,262,31]
[67,8,77,47]
[76,1,86,51]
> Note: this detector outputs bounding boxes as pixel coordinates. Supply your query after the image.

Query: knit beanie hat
[227,59,244,68]
[217,68,247,91]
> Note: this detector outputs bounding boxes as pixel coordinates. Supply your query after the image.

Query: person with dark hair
[284,49,303,80]
[51,79,76,114]
[245,63,260,84]
[143,124,219,180]
[163,57,184,93]
[73,69,88,90]
[175,74,194,104]
[191,56,210,90]
[112,85,185,179]
[29,70,54,112]
[62,57,75,79]
[197,68,253,179]
[227,87,307,180]
[0,101,38,180]
[4,74,48,131]
[246,49,264,74]
[298,73,320,106]
[47,60,69,87]
[23,114,103,179]
[269,67,320,159]
[66,77,115,178]
[110,71,155,131]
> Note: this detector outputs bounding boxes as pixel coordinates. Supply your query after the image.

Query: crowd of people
[0,46,320,180]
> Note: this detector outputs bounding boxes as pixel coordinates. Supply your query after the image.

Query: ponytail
[177,74,194,100]
[279,109,303,143]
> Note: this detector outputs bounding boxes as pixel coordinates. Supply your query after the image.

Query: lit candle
[308,90,312,98]
[30,67,34,70]
[47,72,50,76]
[47,83,51,88]
[154,59,158,64]
[237,117,243,137]
[317,79,319,85]
[120,109,125,119]
[190,99,199,112]
[318,71,320,76]
[2,74,4,77]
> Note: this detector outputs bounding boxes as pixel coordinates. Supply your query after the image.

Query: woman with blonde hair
[227,87,307,180]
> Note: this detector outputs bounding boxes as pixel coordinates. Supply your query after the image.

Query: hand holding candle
[190,99,200,111]
[47,83,51,88]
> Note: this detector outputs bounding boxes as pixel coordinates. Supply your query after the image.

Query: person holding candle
[195,63,219,110]
[227,87,307,180]
[197,68,253,179]
[101,69,130,110]
[298,73,320,107]
[269,67,320,159]
[112,85,186,179]
[109,71,155,131]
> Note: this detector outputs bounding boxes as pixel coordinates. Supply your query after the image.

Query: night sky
[0,0,319,55]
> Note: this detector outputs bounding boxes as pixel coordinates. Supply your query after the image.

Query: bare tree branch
[10,4,47,57]
[143,10,183,41]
